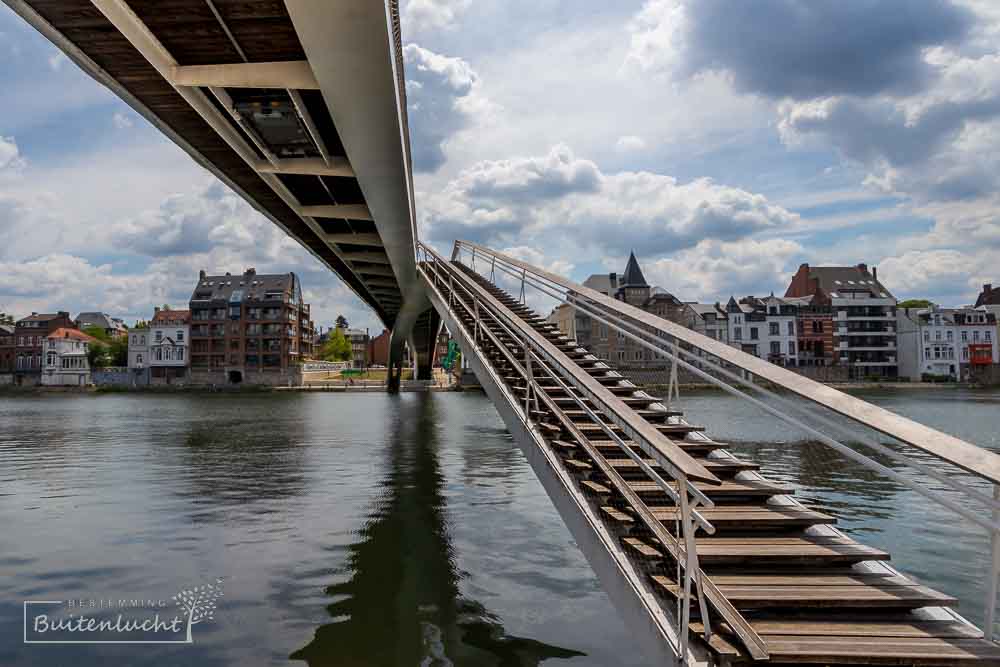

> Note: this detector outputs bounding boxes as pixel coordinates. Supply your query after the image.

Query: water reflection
[291,394,584,666]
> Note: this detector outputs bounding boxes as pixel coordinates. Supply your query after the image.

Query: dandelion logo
[172,578,224,643]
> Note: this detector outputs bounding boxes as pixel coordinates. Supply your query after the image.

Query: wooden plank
[762,635,1000,664]
[649,505,835,528]
[746,619,983,639]
[628,479,793,497]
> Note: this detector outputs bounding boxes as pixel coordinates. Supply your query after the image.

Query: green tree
[0,312,14,325]
[82,325,111,343]
[87,341,110,368]
[319,328,352,361]
[898,299,933,309]
[108,337,128,366]
[335,314,349,330]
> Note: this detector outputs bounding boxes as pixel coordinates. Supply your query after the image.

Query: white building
[150,308,190,384]
[897,306,998,381]
[725,295,799,367]
[683,303,728,343]
[41,328,96,386]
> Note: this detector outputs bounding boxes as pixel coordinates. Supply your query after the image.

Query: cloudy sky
[2,1,999,332]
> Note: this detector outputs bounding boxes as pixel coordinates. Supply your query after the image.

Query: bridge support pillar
[387,287,435,393]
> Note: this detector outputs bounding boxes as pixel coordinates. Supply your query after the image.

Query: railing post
[679,484,694,664]
[474,298,480,343]
[520,267,527,304]
[490,256,496,283]
[524,338,533,422]
[986,484,1000,641]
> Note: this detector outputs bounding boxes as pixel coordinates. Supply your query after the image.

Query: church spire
[620,251,648,288]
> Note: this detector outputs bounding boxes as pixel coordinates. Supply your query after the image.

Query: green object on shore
[341,369,364,377]
[442,341,459,370]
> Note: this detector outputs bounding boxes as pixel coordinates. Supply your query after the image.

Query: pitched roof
[152,309,191,325]
[19,312,68,323]
[47,328,97,342]
[620,251,648,288]
[190,269,298,304]
[0,324,14,335]
[808,266,895,299]
[75,312,114,329]
[582,273,614,295]
[976,284,1000,307]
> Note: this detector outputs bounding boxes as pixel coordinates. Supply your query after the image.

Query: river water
[0,388,998,666]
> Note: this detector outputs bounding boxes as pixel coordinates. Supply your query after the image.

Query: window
[178,349,184,361]
[962,331,968,342]
[946,330,953,341]
[924,347,931,359]
[155,331,162,342]
[734,327,742,341]
[177,330,184,342]
[136,354,143,364]
[770,341,781,355]
[788,341,796,355]
[787,321,794,336]
[935,330,942,341]
[812,321,822,334]
[923,331,930,342]
[974,331,980,342]
[963,348,970,360]
[987,330,992,342]
[634,350,642,360]
[141,335,145,345]
[155,348,163,361]
[750,327,759,340]
[769,322,779,336]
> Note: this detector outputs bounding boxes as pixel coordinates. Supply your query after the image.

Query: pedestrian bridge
[10,2,1000,664]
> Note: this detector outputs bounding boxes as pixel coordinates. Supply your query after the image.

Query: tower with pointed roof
[615,251,651,307]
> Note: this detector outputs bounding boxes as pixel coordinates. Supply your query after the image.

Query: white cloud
[421,144,799,259]
[0,135,22,171]
[403,43,492,172]
[615,135,647,152]
[112,111,134,129]
[402,0,470,33]
[644,238,803,301]
[47,52,67,71]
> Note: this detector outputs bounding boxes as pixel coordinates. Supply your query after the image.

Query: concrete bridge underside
[5,0,440,384]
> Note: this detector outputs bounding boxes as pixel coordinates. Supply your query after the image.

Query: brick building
[0,324,14,374]
[785,263,898,378]
[785,294,835,367]
[14,311,75,385]
[368,329,391,366]
[188,268,315,385]
[574,252,679,368]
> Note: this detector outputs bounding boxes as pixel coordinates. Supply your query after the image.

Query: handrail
[456,240,1000,486]
[416,244,770,660]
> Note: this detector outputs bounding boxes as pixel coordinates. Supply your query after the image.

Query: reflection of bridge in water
[9,2,1000,664]
[291,394,584,666]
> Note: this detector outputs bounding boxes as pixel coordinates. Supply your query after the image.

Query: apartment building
[150,308,190,384]
[189,268,315,385]
[785,263,898,378]
[682,303,728,343]
[898,306,998,381]
[726,295,798,366]
[14,311,75,385]
[343,328,370,368]
[785,294,835,367]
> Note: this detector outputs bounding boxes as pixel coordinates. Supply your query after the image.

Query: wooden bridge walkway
[427,257,1000,666]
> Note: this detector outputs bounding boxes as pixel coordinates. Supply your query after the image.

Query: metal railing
[453,239,1000,642]
[417,241,770,661]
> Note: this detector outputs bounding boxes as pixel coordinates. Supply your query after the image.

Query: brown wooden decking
[444,262,1000,666]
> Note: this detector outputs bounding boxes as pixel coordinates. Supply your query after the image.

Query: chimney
[986,284,994,293]
[857,262,868,274]
[873,266,878,281]
[199,270,206,280]
[225,272,231,277]
[154,307,160,315]
[245,267,256,276]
